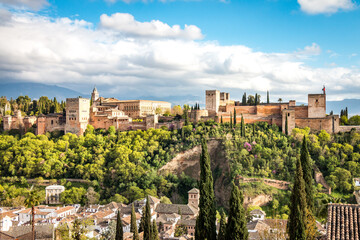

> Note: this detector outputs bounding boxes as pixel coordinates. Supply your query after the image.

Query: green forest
[0,119,359,223]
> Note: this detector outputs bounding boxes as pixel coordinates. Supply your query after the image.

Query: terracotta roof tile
[327,203,360,240]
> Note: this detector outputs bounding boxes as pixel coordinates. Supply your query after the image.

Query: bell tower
[91,86,99,102]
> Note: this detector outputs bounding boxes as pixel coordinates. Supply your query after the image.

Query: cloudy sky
[0,0,359,103]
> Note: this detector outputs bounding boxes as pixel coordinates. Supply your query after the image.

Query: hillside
[159,139,232,207]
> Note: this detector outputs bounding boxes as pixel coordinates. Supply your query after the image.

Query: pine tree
[267,91,270,104]
[225,182,248,240]
[234,109,237,126]
[115,210,123,240]
[287,157,307,240]
[131,203,139,240]
[195,139,217,240]
[300,136,314,212]
[242,93,246,106]
[285,115,288,135]
[152,220,159,240]
[218,211,227,240]
[143,196,152,240]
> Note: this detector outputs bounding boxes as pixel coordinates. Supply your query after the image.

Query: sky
[0,0,360,104]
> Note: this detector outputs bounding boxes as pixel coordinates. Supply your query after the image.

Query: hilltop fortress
[199,89,341,134]
[2,87,356,135]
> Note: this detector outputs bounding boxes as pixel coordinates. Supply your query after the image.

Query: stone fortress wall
[195,89,347,134]
[3,87,360,135]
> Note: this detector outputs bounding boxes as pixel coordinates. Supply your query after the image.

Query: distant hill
[0,82,84,101]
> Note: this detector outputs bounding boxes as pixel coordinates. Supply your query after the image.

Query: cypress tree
[131,204,139,240]
[225,182,248,240]
[143,196,152,240]
[300,136,314,212]
[195,139,217,240]
[242,93,246,105]
[241,115,245,137]
[230,112,233,129]
[267,91,269,104]
[115,210,123,240]
[287,157,307,240]
[221,115,223,124]
[152,220,159,240]
[255,93,258,105]
[285,115,288,135]
[218,211,227,240]
[234,109,237,126]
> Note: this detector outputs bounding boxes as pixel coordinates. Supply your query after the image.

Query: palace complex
[2,87,357,135]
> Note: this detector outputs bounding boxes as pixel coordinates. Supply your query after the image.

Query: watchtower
[206,90,220,115]
[308,94,326,118]
[65,98,90,135]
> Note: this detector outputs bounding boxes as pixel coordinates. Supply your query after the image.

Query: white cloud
[295,43,321,56]
[0,11,359,102]
[298,0,355,14]
[99,13,203,40]
[0,0,49,10]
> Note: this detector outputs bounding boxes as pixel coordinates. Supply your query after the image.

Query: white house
[45,185,65,204]
[250,209,266,221]
[354,178,360,187]
[0,215,13,231]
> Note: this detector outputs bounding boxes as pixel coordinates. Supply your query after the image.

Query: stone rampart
[236,175,290,190]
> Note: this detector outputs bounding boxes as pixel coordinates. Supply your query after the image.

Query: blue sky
[45,0,360,67]
[0,0,359,103]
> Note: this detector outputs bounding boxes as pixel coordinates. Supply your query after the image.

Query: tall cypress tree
[287,157,307,240]
[131,204,139,240]
[221,115,223,124]
[285,115,288,135]
[115,210,123,240]
[241,115,245,137]
[300,136,314,212]
[195,139,217,240]
[242,93,246,106]
[234,109,237,126]
[230,112,233,129]
[143,196,152,240]
[225,182,248,240]
[152,220,159,240]
[218,211,227,240]
[267,91,270,104]
[255,93,258,105]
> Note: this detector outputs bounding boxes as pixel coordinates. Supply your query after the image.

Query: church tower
[188,188,200,209]
[91,86,99,102]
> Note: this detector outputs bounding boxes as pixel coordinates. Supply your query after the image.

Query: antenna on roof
[322,85,326,94]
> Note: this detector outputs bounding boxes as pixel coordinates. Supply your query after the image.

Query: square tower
[308,94,326,118]
[188,188,200,209]
[206,90,220,115]
[65,98,90,135]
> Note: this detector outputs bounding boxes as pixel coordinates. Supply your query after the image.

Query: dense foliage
[0,96,65,116]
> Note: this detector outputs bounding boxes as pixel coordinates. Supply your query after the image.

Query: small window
[316,99,319,103]
[288,113,290,117]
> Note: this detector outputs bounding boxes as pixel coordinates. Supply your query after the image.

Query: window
[51,120,54,124]
[288,113,290,117]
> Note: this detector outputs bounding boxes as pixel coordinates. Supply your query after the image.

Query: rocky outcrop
[159,139,232,207]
